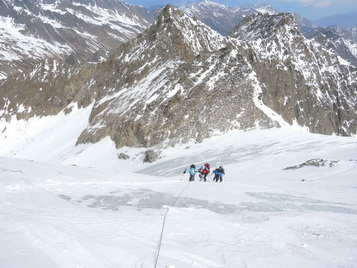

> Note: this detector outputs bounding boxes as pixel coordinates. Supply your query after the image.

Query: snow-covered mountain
[230,12,357,136]
[0,5,356,154]
[304,26,357,67]
[179,0,316,35]
[0,0,155,79]
[1,5,357,266]
[179,0,275,35]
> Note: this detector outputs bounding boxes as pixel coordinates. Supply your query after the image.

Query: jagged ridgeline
[0,5,356,149]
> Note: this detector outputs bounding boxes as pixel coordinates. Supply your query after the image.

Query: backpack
[218,167,225,174]
[189,167,197,175]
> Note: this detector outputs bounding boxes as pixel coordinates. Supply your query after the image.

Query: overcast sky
[125,0,357,20]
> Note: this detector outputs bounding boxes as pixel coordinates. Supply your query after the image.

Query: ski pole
[181,169,186,181]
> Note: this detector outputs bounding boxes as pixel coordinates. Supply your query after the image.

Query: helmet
[190,164,195,168]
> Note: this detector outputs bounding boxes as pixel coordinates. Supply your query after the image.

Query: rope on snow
[153,180,191,268]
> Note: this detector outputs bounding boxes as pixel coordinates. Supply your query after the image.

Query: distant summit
[179,1,315,35]
[179,1,276,35]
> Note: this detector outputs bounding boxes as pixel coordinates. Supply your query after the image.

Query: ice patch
[245,192,356,214]
[59,189,357,216]
[60,189,239,214]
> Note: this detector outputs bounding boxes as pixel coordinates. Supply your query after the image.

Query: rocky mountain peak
[351,27,357,39]
[245,3,275,14]
[196,0,226,8]
[0,5,356,151]
[179,1,278,36]
[326,25,357,41]
[155,4,185,29]
[179,1,315,36]
[148,4,226,58]
[230,12,298,41]
[304,25,357,66]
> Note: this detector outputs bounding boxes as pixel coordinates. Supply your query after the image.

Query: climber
[212,166,225,182]
[183,164,199,181]
[198,163,210,182]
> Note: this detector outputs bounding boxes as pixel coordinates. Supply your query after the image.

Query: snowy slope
[0,0,155,78]
[1,106,357,267]
[304,26,357,67]
[1,4,356,267]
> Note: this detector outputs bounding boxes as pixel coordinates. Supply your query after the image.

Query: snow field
[0,112,357,267]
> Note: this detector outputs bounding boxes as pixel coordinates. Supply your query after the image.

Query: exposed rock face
[0,0,155,78]
[304,26,357,67]
[0,59,97,120]
[231,13,357,136]
[74,5,276,148]
[283,159,339,170]
[118,153,130,160]
[143,150,161,163]
[0,6,356,150]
